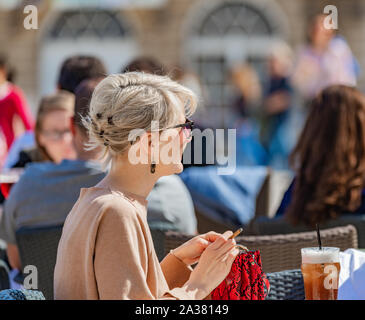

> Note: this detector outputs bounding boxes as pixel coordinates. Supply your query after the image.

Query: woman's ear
[139,132,151,154]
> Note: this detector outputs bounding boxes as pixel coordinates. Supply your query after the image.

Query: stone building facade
[0,0,363,122]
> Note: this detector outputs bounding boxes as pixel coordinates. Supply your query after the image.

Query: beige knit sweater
[54,186,196,300]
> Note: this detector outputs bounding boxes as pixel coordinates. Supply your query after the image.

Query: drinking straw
[316,223,322,250]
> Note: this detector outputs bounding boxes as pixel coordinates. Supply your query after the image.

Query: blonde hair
[36,90,75,161]
[82,72,198,167]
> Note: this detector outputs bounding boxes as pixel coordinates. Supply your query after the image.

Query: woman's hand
[171,231,231,266]
[184,231,240,300]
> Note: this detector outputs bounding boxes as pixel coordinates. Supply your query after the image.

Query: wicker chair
[15,225,63,300]
[266,269,304,300]
[195,209,236,234]
[247,215,365,248]
[0,259,10,290]
[0,289,45,300]
[164,225,358,273]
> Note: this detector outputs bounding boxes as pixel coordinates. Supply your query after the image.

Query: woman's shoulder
[81,186,145,221]
[6,84,25,100]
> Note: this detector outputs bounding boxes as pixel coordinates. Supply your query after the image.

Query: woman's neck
[100,157,159,199]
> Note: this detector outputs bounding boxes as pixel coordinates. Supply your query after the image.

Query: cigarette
[229,228,243,239]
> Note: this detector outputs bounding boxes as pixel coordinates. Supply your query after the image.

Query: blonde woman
[54,73,239,300]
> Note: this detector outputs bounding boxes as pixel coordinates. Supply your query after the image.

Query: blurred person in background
[0,92,77,205]
[4,55,107,169]
[12,91,77,168]
[230,63,267,166]
[171,67,207,125]
[58,55,107,93]
[0,54,34,152]
[121,56,166,76]
[276,85,365,226]
[230,63,262,122]
[0,129,6,170]
[261,42,294,168]
[292,14,359,103]
[0,78,106,278]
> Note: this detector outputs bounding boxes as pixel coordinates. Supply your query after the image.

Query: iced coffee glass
[301,247,340,300]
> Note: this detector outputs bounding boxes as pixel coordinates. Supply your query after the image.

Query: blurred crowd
[0,14,360,173]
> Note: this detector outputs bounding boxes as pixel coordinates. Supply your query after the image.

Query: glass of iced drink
[301,247,340,300]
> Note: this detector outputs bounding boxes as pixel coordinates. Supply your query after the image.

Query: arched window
[197,2,273,36]
[48,10,130,39]
[39,9,137,96]
[185,0,286,128]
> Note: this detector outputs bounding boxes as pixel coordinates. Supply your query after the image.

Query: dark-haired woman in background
[277,85,365,226]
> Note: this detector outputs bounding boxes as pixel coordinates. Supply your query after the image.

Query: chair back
[195,209,236,234]
[265,269,304,300]
[0,289,45,300]
[16,225,63,300]
[248,215,365,248]
[236,225,357,272]
[0,259,10,290]
[164,225,358,273]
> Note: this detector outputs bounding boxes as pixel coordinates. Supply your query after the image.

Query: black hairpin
[99,130,104,137]
[96,113,102,119]
[107,116,114,125]
[104,142,109,147]
[90,118,97,127]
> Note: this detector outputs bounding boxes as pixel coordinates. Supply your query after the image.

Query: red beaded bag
[211,245,270,300]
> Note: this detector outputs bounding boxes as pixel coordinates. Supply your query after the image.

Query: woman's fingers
[209,236,227,250]
[201,231,222,243]
[226,247,240,264]
[222,230,233,240]
[215,239,236,260]
[207,230,236,251]
[200,230,234,245]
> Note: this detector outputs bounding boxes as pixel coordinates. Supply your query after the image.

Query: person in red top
[0,55,34,150]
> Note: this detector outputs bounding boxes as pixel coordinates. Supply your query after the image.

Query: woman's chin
[176,163,184,174]
[170,162,184,175]
[158,162,184,177]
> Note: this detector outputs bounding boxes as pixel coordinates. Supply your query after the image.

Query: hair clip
[107,116,114,125]
[99,130,104,137]
[96,113,102,119]
[90,118,97,127]
[104,142,109,147]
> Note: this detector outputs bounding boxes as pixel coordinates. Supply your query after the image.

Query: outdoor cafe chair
[246,214,365,248]
[265,269,305,300]
[16,225,63,300]
[164,225,358,273]
[0,288,45,300]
